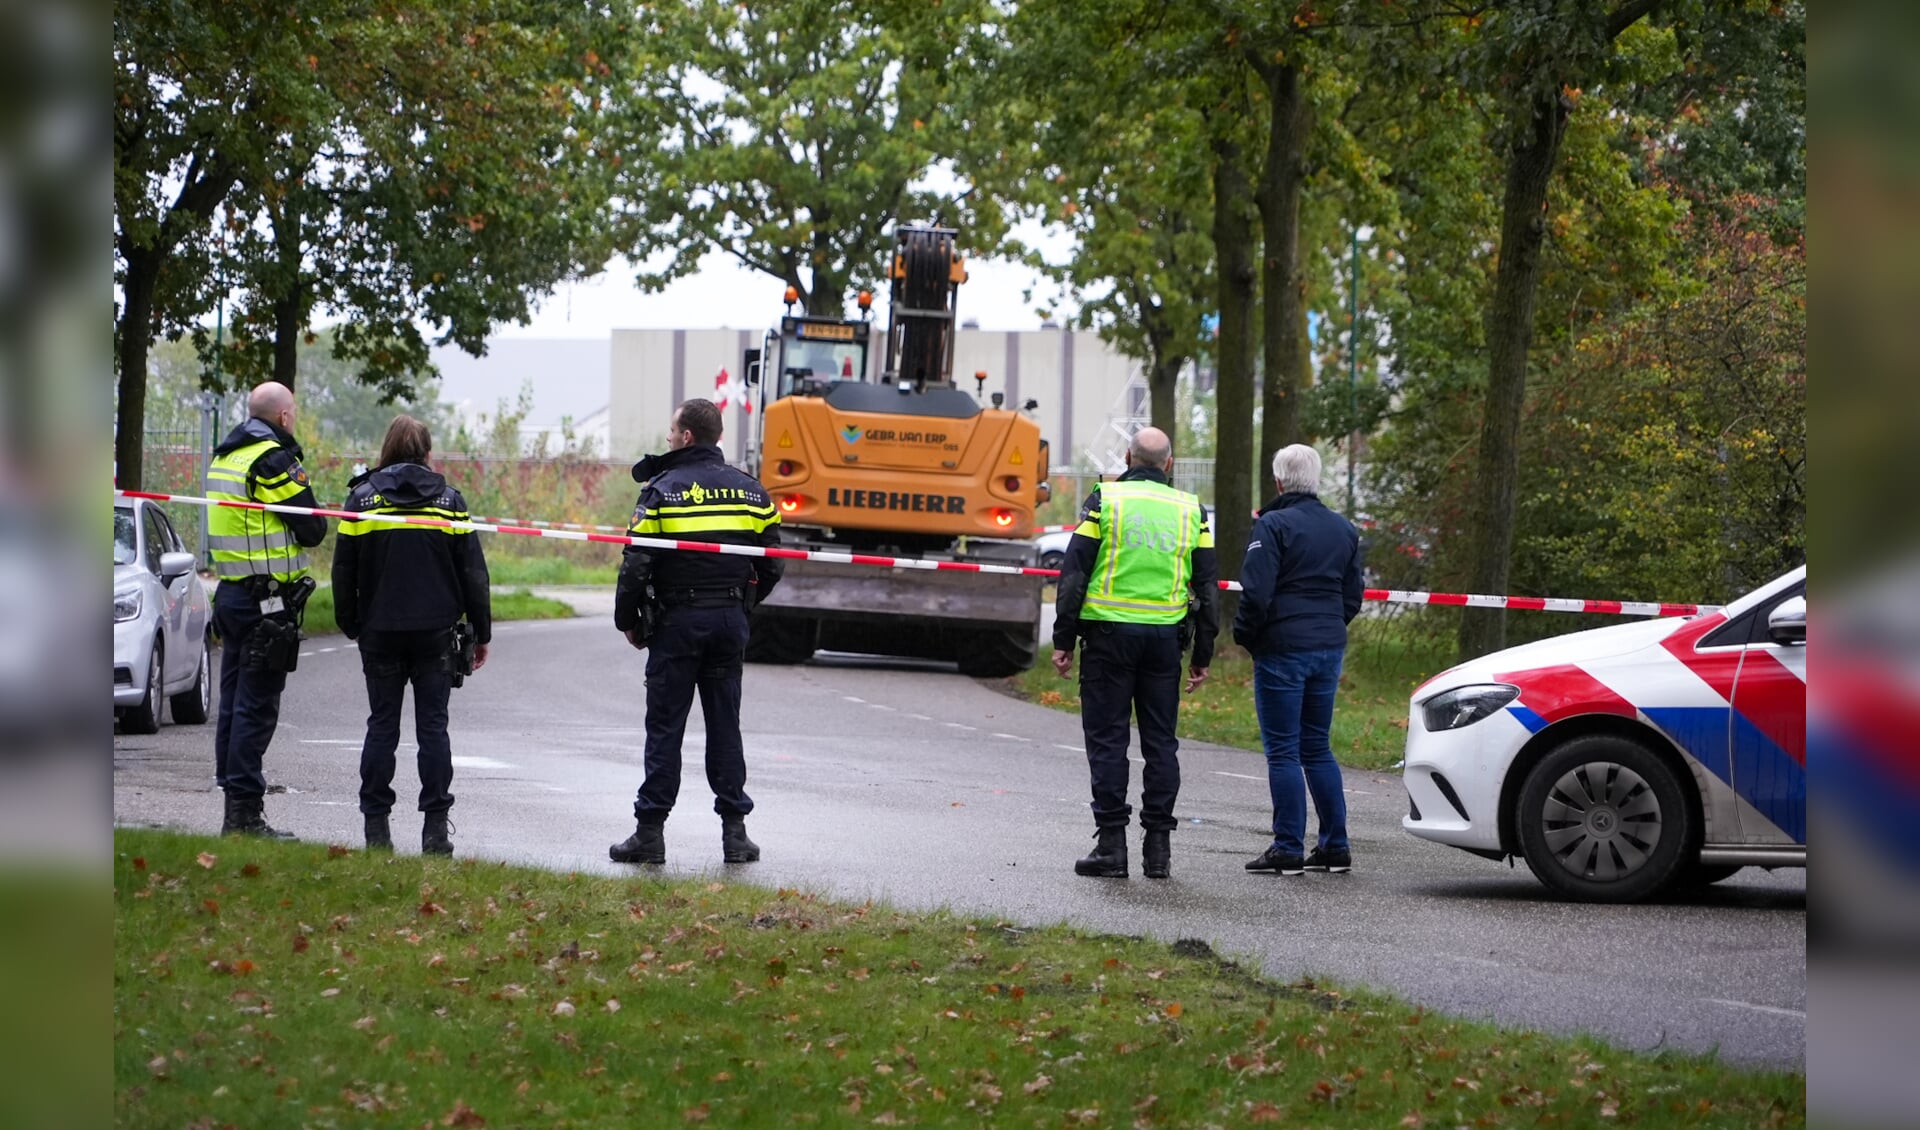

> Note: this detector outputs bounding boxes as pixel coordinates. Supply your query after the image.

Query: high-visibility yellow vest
[204,439,311,582]
[629,480,779,538]
[1077,479,1211,624]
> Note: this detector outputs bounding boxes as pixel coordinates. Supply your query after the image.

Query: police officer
[332,415,492,856]
[609,398,783,865]
[204,381,329,838]
[1051,426,1218,879]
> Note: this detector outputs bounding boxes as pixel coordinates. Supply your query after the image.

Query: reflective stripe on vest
[1082,480,1209,625]
[206,439,311,582]
[631,498,779,537]
[337,504,472,537]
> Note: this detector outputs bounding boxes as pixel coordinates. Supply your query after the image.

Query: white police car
[1402,567,1806,902]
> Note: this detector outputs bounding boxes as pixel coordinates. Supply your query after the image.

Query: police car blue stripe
[1506,705,1548,734]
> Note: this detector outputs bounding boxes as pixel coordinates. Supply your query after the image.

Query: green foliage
[115,829,1805,1127]
[609,0,1003,315]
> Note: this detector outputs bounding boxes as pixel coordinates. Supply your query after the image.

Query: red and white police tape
[114,488,1720,617]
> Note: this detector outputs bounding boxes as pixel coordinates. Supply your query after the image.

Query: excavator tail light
[1004,476,1021,492]
[777,495,801,514]
[776,460,795,477]
[992,509,1016,528]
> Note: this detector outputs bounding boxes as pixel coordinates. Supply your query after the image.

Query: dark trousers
[1077,620,1183,831]
[213,581,287,800]
[357,629,455,817]
[635,604,754,825]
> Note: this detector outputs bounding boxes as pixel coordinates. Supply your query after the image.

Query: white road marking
[451,756,516,770]
[1212,771,1264,781]
[992,732,1029,741]
[300,739,362,745]
[1054,744,1081,752]
[1700,998,1805,1019]
[305,800,355,807]
[907,713,932,721]
[943,722,977,731]
[870,704,895,712]
[299,651,315,658]
[318,646,339,653]
[842,696,866,704]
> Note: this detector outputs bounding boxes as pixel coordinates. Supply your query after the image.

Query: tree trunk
[272,287,302,390]
[1148,353,1183,437]
[1254,61,1311,471]
[1210,133,1259,602]
[115,246,162,490]
[1458,85,1570,662]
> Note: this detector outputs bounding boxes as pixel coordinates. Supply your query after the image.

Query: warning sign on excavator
[1009,449,1024,465]
[778,430,794,449]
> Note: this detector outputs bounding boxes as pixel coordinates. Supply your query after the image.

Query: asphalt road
[113,605,1806,1070]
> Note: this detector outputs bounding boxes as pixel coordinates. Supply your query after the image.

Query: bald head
[1127,427,1173,471]
[249,382,296,433]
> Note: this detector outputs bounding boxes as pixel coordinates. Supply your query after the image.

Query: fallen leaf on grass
[1023,1074,1052,1094]
[552,1000,575,1016]
[353,1016,377,1031]
[320,987,341,997]
[682,1103,710,1122]
[132,857,146,871]
[1247,1103,1284,1123]
[441,1099,486,1126]
[605,998,621,1013]
[328,844,351,858]
[196,852,217,869]
[420,901,444,917]
[1164,1002,1184,1018]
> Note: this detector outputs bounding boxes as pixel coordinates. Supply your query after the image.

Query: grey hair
[1271,443,1322,495]
[1128,427,1173,470]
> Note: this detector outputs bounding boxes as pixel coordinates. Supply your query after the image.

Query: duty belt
[657,586,745,607]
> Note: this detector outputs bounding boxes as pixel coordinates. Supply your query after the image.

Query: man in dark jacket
[609,398,783,866]
[204,381,330,838]
[1233,443,1366,876]
[333,415,491,856]
[1052,426,1219,879]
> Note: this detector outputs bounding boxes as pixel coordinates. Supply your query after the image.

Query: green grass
[485,555,621,587]
[115,830,1801,1128]
[300,587,578,638]
[1014,616,1453,772]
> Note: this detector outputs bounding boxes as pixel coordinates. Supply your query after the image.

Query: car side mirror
[1766,595,1805,646]
[743,348,761,386]
[159,550,196,582]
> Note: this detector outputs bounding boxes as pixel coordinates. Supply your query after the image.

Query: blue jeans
[1253,648,1348,856]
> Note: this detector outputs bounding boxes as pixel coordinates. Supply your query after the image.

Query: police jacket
[1052,465,1220,669]
[1232,491,1365,655]
[332,462,491,644]
[613,444,783,631]
[205,417,328,580]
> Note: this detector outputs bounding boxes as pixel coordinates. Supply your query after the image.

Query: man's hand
[471,643,489,672]
[1052,647,1074,678]
[624,627,648,651]
[1185,666,1210,694]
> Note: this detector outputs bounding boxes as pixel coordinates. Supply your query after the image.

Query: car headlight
[1421,684,1520,731]
[114,590,143,622]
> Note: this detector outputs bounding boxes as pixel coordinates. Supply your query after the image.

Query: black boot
[721,818,760,863]
[1074,827,1128,878]
[1142,829,1171,879]
[609,822,665,864]
[364,813,393,851]
[224,794,294,840]
[422,810,454,856]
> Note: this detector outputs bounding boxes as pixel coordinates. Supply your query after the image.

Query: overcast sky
[492,234,1082,340]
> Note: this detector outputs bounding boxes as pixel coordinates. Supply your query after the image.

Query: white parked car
[1402,567,1806,902]
[1035,529,1074,572]
[114,499,212,733]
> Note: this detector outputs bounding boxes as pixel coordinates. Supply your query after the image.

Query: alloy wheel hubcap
[1540,761,1663,882]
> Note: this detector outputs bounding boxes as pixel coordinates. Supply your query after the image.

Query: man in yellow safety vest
[1051,426,1218,879]
[203,381,329,838]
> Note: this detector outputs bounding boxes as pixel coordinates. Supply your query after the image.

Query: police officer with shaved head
[610,398,784,866]
[1052,426,1219,879]
[204,381,329,838]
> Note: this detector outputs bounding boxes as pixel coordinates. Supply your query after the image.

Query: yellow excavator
[740,225,1052,676]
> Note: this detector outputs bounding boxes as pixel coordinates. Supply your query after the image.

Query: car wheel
[1040,550,1065,573]
[170,631,211,724]
[123,639,163,734]
[1516,734,1692,903]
